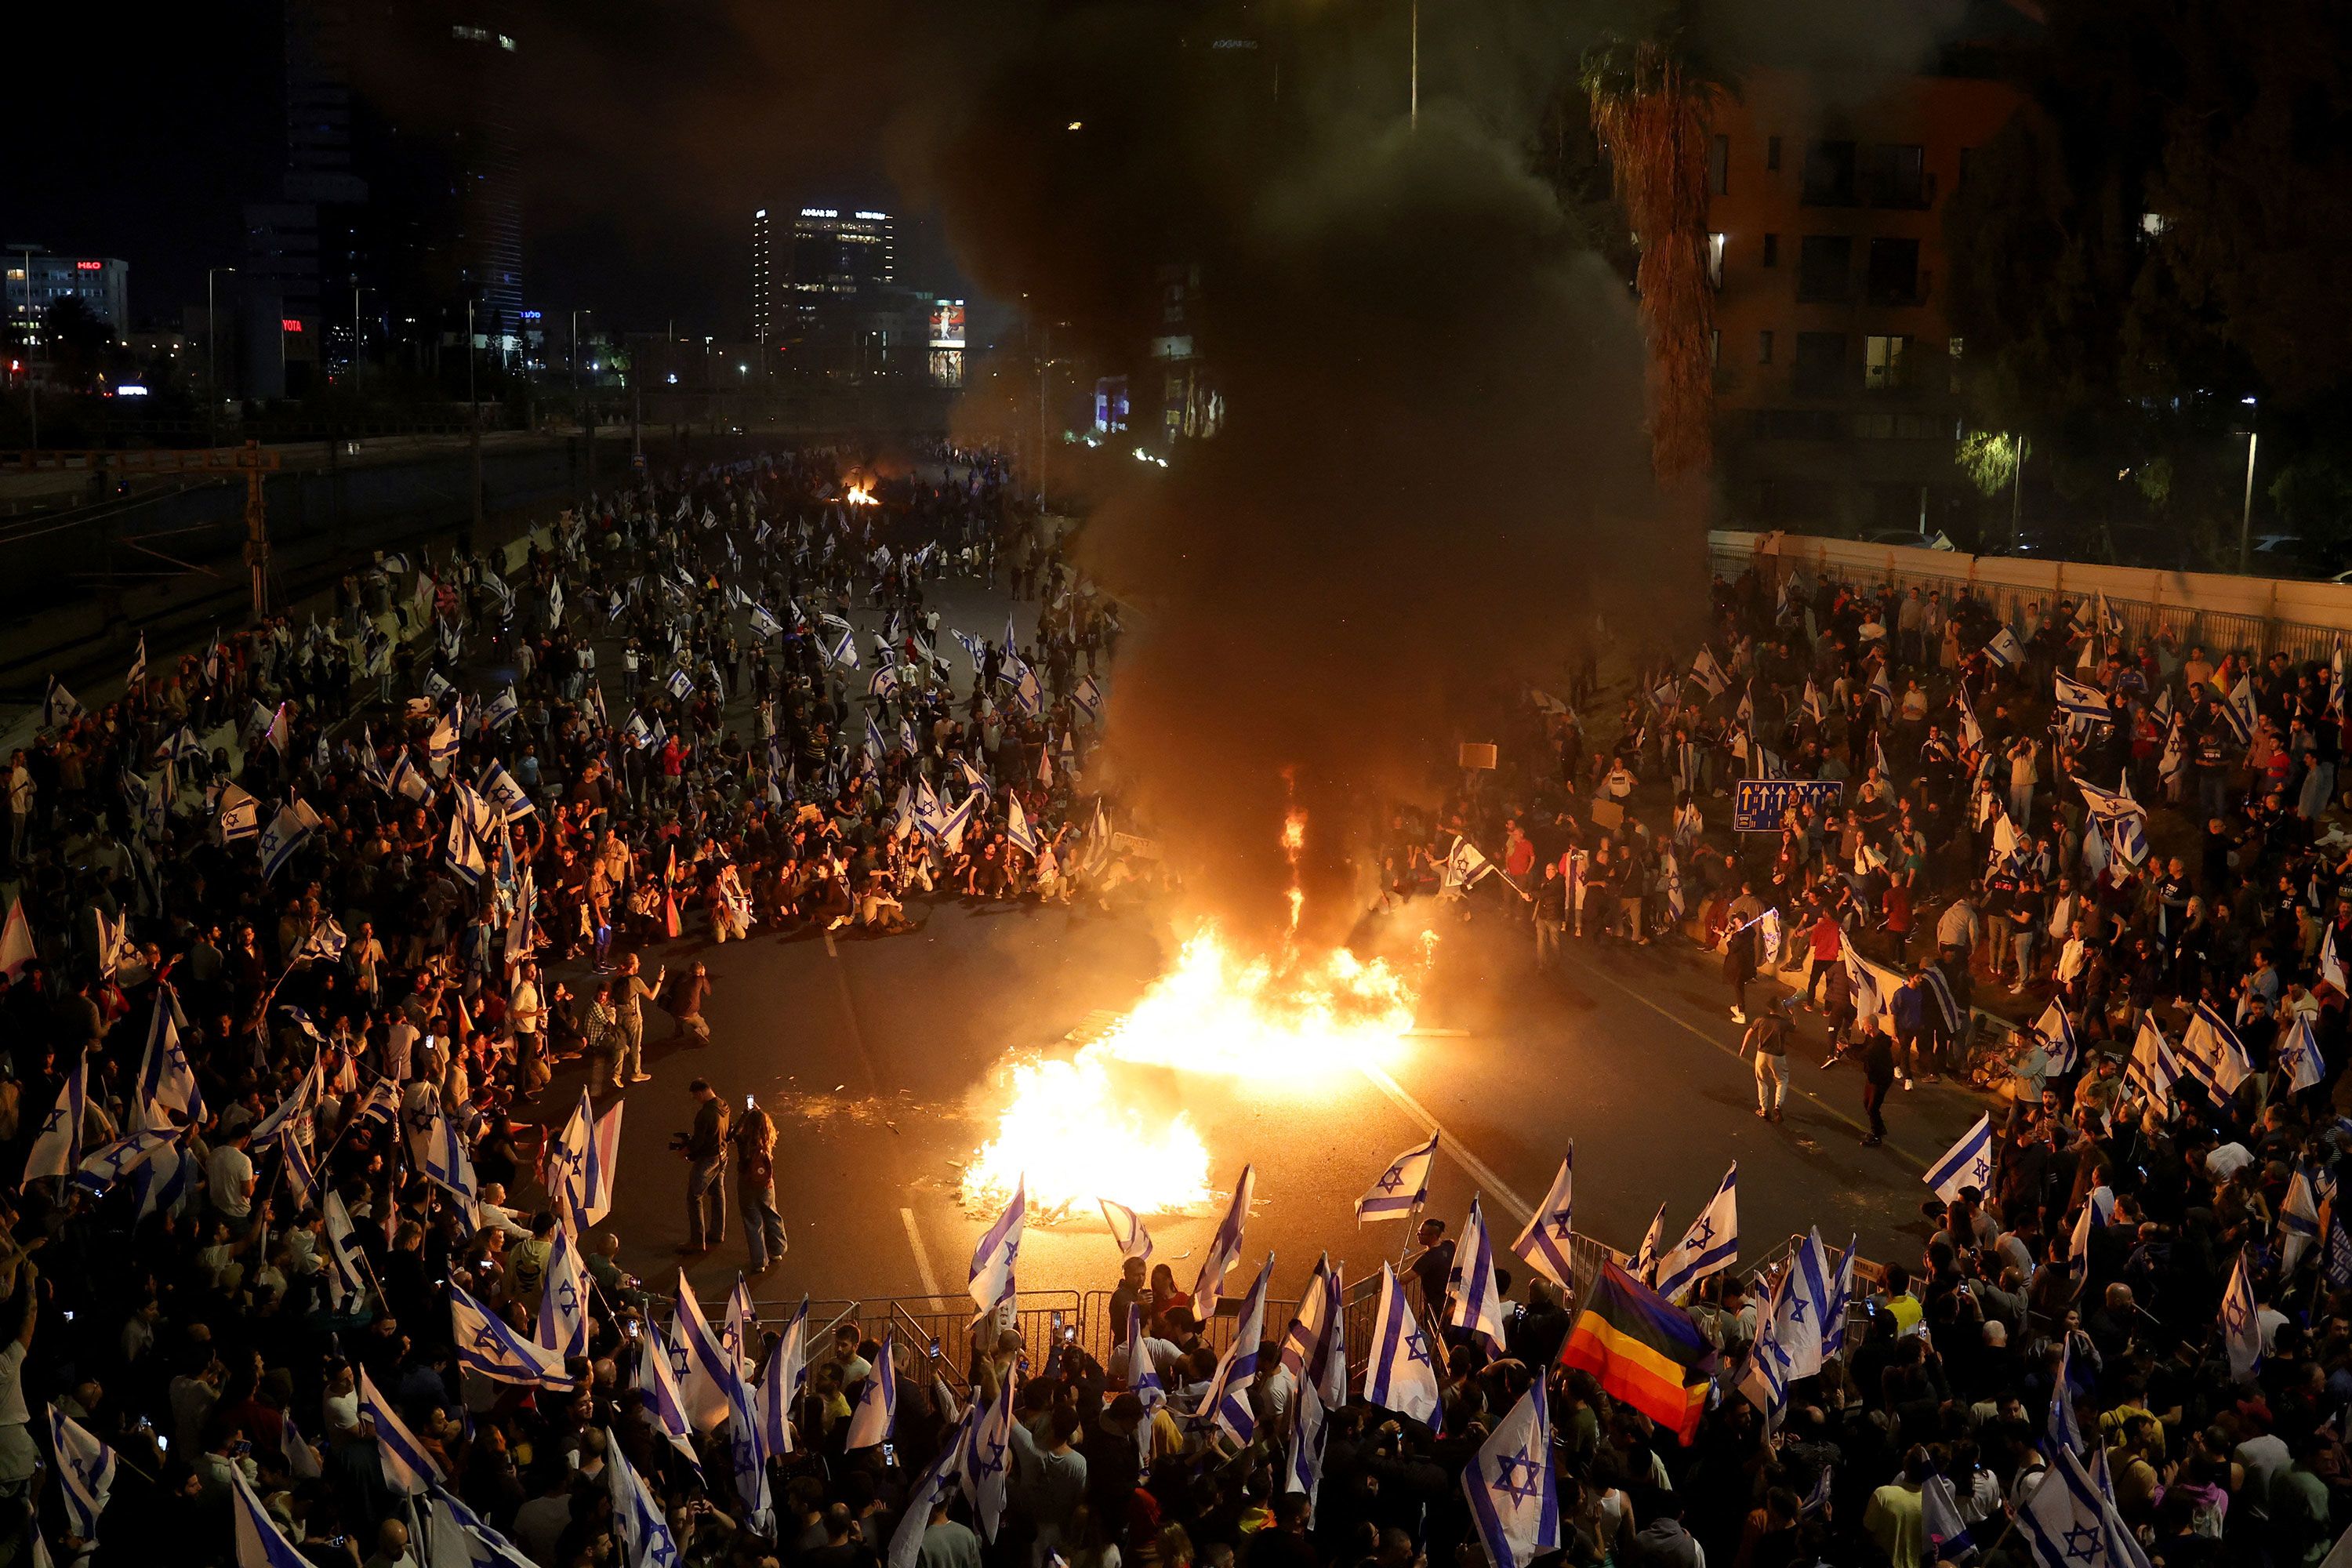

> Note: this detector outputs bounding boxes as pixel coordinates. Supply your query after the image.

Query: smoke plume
[902,0,1680,941]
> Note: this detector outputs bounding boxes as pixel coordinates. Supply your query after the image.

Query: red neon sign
[281,318,303,332]
[74,260,103,271]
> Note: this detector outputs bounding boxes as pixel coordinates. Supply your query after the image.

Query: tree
[1582,21,1726,484]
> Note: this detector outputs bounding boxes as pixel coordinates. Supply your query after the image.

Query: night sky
[10,0,976,338]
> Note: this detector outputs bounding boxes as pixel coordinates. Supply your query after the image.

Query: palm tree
[1582,24,1726,483]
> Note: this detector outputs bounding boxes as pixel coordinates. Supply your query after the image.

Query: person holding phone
[730,1095,789,1274]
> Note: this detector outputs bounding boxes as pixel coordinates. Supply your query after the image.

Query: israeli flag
[451,1283,576,1389]
[218,782,262,844]
[359,1367,444,1494]
[1737,1229,1835,1421]
[953,629,985,672]
[1200,1253,1275,1443]
[2281,1169,2323,1276]
[2054,671,2111,724]
[1442,836,1494,892]
[73,1127,180,1196]
[2223,673,2258,746]
[582,1099,623,1226]
[888,1411,975,1568]
[825,626,860,670]
[44,675,84,729]
[962,1370,1018,1540]
[1449,1196,1508,1356]
[429,1484,539,1568]
[1010,660,1044,716]
[635,1334,703,1472]
[1921,1114,1995,1203]
[231,1465,316,1568]
[2016,1446,2149,1568]
[21,1059,87,1190]
[2280,1014,2325,1094]
[1361,1263,1443,1429]
[1093,1198,1153,1263]
[446,814,489,886]
[1358,1132,1439,1221]
[1983,626,2024,668]
[247,1059,321,1153]
[2067,1187,2115,1294]
[1921,1471,1984,1565]
[49,1403,116,1542]
[1511,1151,1576,1290]
[1285,1379,1330,1521]
[1192,1163,1258,1316]
[1867,664,1895,713]
[2181,1001,2256,1095]
[1277,1254,1348,1410]
[900,719,919,757]
[969,1176,1027,1309]
[1653,1163,1740,1304]
[1120,1302,1167,1414]
[867,662,902,702]
[2036,999,2080,1077]
[1005,796,1039,857]
[607,1436,683,1568]
[844,1328,898,1450]
[257,797,321,882]
[1072,675,1104,721]
[1462,1379,1560,1568]
[134,997,205,1131]
[300,915,348,964]
[278,1408,323,1483]
[479,762,534,822]
[1820,1235,1860,1359]
[760,1299,811,1456]
[1688,645,1729,697]
[2222,1250,2262,1381]
[673,1272,739,1433]
[483,684,521,732]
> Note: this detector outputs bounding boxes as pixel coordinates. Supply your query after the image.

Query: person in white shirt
[206,1124,256,1230]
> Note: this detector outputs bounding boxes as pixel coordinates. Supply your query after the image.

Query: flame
[958,924,1420,1218]
[844,483,879,506]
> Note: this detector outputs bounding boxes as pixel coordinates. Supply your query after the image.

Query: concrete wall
[1711,528,2352,662]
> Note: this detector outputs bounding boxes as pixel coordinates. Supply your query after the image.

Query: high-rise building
[752,209,775,353]
[4,249,130,339]
[789,209,896,300]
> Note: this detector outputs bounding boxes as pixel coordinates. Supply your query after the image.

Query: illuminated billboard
[928,300,965,349]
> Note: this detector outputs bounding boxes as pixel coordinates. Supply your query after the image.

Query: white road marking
[823,931,838,960]
[1355,1063,1536,1227]
[900,1207,945,1300]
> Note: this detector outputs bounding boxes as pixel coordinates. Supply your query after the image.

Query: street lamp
[2238,395,2260,575]
[207,265,238,448]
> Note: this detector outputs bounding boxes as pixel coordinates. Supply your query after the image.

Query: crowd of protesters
[13,474,2352,1568]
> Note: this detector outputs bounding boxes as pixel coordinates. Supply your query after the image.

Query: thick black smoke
[902,1,1680,941]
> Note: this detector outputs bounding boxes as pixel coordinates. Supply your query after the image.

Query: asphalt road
[548,888,1989,1328]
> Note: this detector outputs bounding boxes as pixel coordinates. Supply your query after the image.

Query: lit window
[1864,334,1908,391]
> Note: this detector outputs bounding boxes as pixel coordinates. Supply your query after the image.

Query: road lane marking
[1355,1063,1536,1227]
[824,931,839,960]
[901,1207,945,1300]
[1557,949,1933,1170]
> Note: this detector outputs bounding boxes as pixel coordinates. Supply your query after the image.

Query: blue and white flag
[1120,1303,1167,1422]
[961,1369,1018,1539]
[844,1329,898,1449]
[538,1222,590,1359]
[1462,1380,1560,1568]
[1632,1202,1669,1285]
[231,1466,314,1568]
[1010,660,1043,716]
[217,783,261,844]
[1099,1198,1152,1261]
[44,675,83,729]
[1200,1253,1274,1443]
[1688,646,1729,697]
[2036,999,2081,1078]
[256,797,320,882]
[280,1407,322,1482]
[1072,675,1104,721]
[450,1283,576,1389]
[636,1332,703,1471]
[606,1435,684,1568]
[1921,1470,1984,1564]
[1277,1254,1347,1410]
[481,762,534,821]
[21,1059,87,1190]
[1449,1196,1508,1356]
[673,1273,739,1434]
[1510,1152,1575,1290]
[867,662,902,702]
[1356,1133,1438,1221]
[2281,1170,2323,1278]
[760,1298,811,1456]
[888,1411,974,1568]
[1361,1263,1443,1429]
[483,684,521,731]
[1925,1114,1995,1203]
[2128,1015,2184,1114]
[428,1485,539,1568]
[1737,1229,1835,1421]
[49,1403,115,1542]
[72,1127,180,1196]
[1192,1164,1258,1317]
[2054,672,2111,725]
[1285,1380,1330,1523]
[2016,1446,2151,1568]
[2325,925,2348,995]
[824,626,860,670]
[1983,626,2024,669]
[359,1367,444,1494]
[2068,1187,2116,1292]
[2279,1014,2325,1094]
[1653,1163,1739,1304]
[667,667,696,702]
[2182,1001,2256,1096]
[749,604,783,642]
[2223,673,2258,746]
[133,996,205,1131]
[969,1176,1026,1310]
[2222,1250,2262,1382]
[447,813,488,886]
[1005,796,1038,856]
[127,633,147,692]
[299,915,348,963]
[1820,1235,1860,1359]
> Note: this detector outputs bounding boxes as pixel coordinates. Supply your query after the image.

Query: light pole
[2238,396,2260,575]
[1036,355,1066,511]
[350,284,373,396]
[18,247,38,452]
[1410,0,1419,129]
